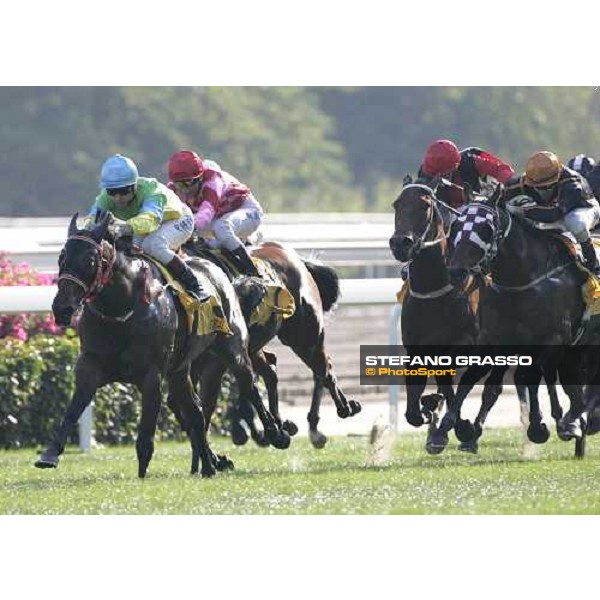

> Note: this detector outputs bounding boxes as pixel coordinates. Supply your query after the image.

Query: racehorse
[446,194,595,455]
[186,240,362,449]
[389,181,511,453]
[35,212,290,478]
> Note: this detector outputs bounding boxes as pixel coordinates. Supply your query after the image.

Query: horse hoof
[252,431,270,447]
[231,424,249,446]
[426,430,448,455]
[138,468,147,479]
[216,455,234,471]
[271,430,291,450]
[458,440,479,454]
[34,453,59,469]
[527,423,550,444]
[455,418,476,443]
[337,405,351,419]
[557,418,583,441]
[405,411,424,428]
[282,420,299,436]
[309,430,328,449]
[349,400,362,416]
[421,393,444,415]
[587,410,600,436]
[201,466,217,478]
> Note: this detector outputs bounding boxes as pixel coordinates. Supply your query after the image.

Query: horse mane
[508,211,579,265]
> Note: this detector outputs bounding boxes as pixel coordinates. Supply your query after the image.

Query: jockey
[84,154,210,302]
[567,154,596,179]
[505,151,600,275]
[167,150,263,277]
[417,139,514,209]
[587,163,600,199]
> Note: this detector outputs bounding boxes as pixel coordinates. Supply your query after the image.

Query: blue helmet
[100,154,139,189]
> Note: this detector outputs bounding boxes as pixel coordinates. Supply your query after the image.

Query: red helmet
[168,150,205,181]
[422,140,461,177]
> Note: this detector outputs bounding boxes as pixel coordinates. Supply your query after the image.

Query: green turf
[1,429,599,514]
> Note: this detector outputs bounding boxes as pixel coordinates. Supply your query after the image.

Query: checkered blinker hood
[449,202,499,258]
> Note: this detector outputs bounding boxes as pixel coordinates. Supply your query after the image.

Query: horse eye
[58,250,66,266]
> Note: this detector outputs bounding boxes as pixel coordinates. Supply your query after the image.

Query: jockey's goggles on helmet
[175,177,201,189]
[107,185,135,197]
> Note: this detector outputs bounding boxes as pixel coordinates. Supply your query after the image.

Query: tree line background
[1,86,599,217]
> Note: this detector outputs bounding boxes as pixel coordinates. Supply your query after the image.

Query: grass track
[1,428,599,514]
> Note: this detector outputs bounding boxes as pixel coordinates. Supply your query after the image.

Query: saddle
[547,233,600,317]
[144,256,232,337]
[185,245,295,327]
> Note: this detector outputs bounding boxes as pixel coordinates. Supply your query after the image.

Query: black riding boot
[166,255,211,302]
[229,245,260,277]
[580,239,600,275]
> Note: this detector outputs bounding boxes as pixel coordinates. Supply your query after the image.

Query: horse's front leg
[35,355,103,469]
[307,375,327,449]
[516,366,550,445]
[136,366,163,479]
[438,363,494,443]
[404,374,427,428]
[167,369,217,477]
[425,374,453,454]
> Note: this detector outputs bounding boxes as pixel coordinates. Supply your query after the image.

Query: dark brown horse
[35,212,290,478]
[389,182,500,452]
[388,181,537,453]
[187,240,362,448]
[447,196,595,455]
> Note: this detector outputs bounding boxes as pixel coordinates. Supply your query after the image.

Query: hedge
[0,333,233,449]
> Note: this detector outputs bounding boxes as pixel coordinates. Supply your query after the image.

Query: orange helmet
[524,151,561,187]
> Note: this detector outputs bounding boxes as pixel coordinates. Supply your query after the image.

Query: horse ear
[463,182,474,203]
[68,213,79,237]
[428,176,441,193]
[490,183,504,205]
[91,210,111,242]
[402,174,413,186]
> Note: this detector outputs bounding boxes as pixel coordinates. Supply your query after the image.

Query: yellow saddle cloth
[201,248,296,327]
[147,258,231,337]
[582,269,600,317]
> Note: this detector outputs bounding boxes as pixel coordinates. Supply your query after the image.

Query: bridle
[397,184,457,257]
[396,184,463,299]
[58,234,121,314]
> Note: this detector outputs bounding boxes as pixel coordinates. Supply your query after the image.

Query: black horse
[446,195,594,455]
[389,181,514,453]
[35,212,289,478]
[188,240,362,449]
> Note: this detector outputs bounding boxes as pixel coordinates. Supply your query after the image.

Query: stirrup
[187,286,211,303]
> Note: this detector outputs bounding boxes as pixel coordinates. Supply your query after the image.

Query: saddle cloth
[550,233,600,317]
[189,247,295,327]
[146,256,232,337]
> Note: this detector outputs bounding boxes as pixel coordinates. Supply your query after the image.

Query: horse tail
[302,259,340,313]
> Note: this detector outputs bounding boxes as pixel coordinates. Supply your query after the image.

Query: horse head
[52,211,114,326]
[389,181,444,262]
[447,201,502,287]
